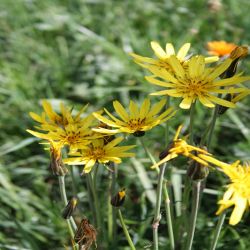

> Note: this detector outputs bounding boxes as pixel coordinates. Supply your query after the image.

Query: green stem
[86,173,102,231]
[108,164,117,246]
[185,181,202,250]
[138,137,157,165]
[139,137,174,249]
[153,163,167,250]
[86,175,96,225]
[189,102,196,144]
[210,212,226,250]
[118,209,136,250]
[163,180,175,250]
[58,176,77,237]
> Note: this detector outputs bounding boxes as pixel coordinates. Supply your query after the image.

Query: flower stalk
[153,163,167,250]
[185,180,202,250]
[210,212,226,250]
[58,176,77,238]
[118,209,136,250]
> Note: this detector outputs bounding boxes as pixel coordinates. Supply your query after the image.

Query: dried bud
[74,218,97,250]
[111,188,126,207]
[49,141,68,176]
[62,197,78,219]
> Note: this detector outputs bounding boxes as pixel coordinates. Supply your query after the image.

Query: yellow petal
[179,97,193,109]
[140,99,151,119]
[145,76,175,87]
[165,43,175,56]
[177,43,190,60]
[113,101,129,121]
[151,41,168,59]
[229,197,247,225]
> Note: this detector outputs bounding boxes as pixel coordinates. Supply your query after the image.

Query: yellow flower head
[64,137,135,173]
[27,101,101,151]
[146,55,250,109]
[199,155,250,225]
[151,125,210,169]
[92,98,176,136]
[29,100,89,129]
[27,123,95,152]
[130,41,218,72]
[207,41,238,57]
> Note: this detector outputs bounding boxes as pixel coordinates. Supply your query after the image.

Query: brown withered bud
[220,46,248,79]
[111,188,126,207]
[49,142,68,176]
[74,218,97,250]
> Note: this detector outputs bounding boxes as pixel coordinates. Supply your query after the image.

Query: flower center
[180,78,208,97]
[65,130,81,144]
[88,147,105,159]
[127,118,145,131]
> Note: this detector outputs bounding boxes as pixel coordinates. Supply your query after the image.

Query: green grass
[1,0,250,249]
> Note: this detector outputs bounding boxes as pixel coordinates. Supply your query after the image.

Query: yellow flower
[145,55,250,109]
[130,41,218,72]
[92,98,176,136]
[27,123,95,152]
[27,101,101,151]
[29,100,89,129]
[64,137,135,173]
[207,41,237,57]
[198,155,250,225]
[151,125,210,169]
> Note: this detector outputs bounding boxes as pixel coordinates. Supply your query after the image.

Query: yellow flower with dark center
[146,55,250,109]
[198,155,250,225]
[151,125,211,169]
[92,99,176,136]
[207,41,237,57]
[64,137,135,173]
[130,41,218,72]
[29,100,89,129]
[27,123,94,152]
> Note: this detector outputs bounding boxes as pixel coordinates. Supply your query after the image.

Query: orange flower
[207,41,237,57]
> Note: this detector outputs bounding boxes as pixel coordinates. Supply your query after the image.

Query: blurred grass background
[1,0,250,249]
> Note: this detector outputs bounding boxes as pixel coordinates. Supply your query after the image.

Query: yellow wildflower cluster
[27,100,135,174]
[27,39,250,228]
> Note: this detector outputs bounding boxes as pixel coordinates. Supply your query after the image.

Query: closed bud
[221,46,248,79]
[111,188,126,207]
[62,196,78,219]
[49,142,68,176]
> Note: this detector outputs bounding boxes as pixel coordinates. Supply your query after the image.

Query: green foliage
[1,0,250,249]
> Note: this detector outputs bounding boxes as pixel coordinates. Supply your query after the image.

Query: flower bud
[62,196,78,219]
[111,188,126,207]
